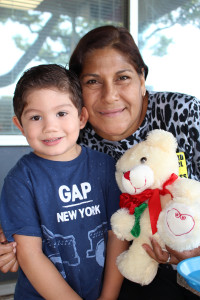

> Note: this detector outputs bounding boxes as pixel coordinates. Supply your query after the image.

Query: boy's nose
[43,117,58,133]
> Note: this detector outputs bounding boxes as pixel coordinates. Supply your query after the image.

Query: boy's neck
[33,144,82,162]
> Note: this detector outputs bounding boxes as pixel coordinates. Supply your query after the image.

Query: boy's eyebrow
[23,103,74,115]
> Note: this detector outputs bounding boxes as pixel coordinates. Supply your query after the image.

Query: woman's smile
[99,107,126,117]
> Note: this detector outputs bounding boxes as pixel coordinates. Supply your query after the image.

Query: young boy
[0,64,127,300]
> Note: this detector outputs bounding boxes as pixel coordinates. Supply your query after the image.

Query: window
[0,0,128,145]
[137,0,200,99]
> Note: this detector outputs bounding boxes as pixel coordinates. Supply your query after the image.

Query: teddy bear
[111,129,200,285]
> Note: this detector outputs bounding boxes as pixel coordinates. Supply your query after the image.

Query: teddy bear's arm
[111,208,135,241]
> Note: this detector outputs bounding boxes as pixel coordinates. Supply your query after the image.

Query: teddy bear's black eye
[140,157,147,163]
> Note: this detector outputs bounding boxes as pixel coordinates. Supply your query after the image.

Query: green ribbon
[130,203,148,237]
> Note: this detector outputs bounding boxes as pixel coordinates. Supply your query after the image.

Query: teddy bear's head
[116,129,179,194]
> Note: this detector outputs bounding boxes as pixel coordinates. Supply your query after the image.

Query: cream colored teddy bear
[111,129,200,285]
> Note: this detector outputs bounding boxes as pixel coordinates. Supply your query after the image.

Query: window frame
[0,0,134,146]
[0,135,28,146]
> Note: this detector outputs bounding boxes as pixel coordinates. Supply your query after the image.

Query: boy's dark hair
[13,64,83,124]
[69,25,148,79]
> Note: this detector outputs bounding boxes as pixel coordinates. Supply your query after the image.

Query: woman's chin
[95,126,130,141]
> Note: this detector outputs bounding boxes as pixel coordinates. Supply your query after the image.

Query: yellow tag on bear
[177,152,188,178]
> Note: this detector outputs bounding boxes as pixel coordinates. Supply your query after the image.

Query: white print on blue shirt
[57,182,101,222]
[59,182,91,203]
[42,222,106,276]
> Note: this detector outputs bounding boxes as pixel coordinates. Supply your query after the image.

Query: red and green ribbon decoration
[119,173,178,236]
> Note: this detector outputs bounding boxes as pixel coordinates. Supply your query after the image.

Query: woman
[1,25,200,299]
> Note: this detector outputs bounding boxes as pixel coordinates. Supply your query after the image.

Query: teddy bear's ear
[146,129,178,153]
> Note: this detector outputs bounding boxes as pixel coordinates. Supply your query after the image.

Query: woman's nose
[101,82,118,103]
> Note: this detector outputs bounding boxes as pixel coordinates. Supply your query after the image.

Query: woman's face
[80,47,147,141]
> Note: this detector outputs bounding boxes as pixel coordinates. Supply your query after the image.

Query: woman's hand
[142,237,200,265]
[0,227,19,273]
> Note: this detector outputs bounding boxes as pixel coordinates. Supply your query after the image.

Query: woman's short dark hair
[69,25,148,79]
[13,64,83,124]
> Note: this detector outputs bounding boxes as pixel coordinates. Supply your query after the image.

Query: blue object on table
[177,257,200,292]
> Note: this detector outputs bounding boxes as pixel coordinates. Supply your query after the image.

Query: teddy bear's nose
[124,171,130,181]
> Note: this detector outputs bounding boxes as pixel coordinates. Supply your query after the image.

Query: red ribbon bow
[120,173,178,235]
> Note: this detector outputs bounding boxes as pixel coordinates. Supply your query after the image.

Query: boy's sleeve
[0,174,42,241]
[105,156,121,230]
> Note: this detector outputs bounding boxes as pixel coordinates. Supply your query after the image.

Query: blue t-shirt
[0,146,121,300]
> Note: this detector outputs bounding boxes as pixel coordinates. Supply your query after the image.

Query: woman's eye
[140,157,147,163]
[116,75,130,84]
[119,75,129,80]
[86,79,98,84]
[83,78,102,90]
[57,111,67,117]
[31,115,41,121]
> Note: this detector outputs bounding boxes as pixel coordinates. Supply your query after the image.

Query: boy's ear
[79,107,88,129]
[12,116,25,135]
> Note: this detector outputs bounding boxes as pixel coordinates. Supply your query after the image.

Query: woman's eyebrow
[116,69,134,74]
[80,69,134,80]
[80,73,99,79]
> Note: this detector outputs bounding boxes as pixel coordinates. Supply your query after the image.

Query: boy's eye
[57,111,67,117]
[31,115,41,121]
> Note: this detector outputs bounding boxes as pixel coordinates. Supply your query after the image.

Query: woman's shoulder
[147,91,199,128]
[148,91,199,107]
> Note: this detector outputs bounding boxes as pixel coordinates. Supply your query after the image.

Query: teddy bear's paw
[111,208,135,241]
[116,250,158,285]
[172,178,200,202]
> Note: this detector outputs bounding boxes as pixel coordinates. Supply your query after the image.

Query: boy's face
[13,88,88,161]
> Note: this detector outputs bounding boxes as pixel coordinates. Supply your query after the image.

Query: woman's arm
[0,226,18,273]
[14,234,82,300]
[98,230,129,300]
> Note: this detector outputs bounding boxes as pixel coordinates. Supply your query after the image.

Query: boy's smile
[42,137,64,146]
[13,88,88,161]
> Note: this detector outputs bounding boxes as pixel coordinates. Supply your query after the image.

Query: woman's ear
[12,116,25,135]
[79,107,89,129]
[140,68,146,97]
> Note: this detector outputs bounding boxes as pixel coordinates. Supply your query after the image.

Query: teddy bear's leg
[116,238,158,285]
